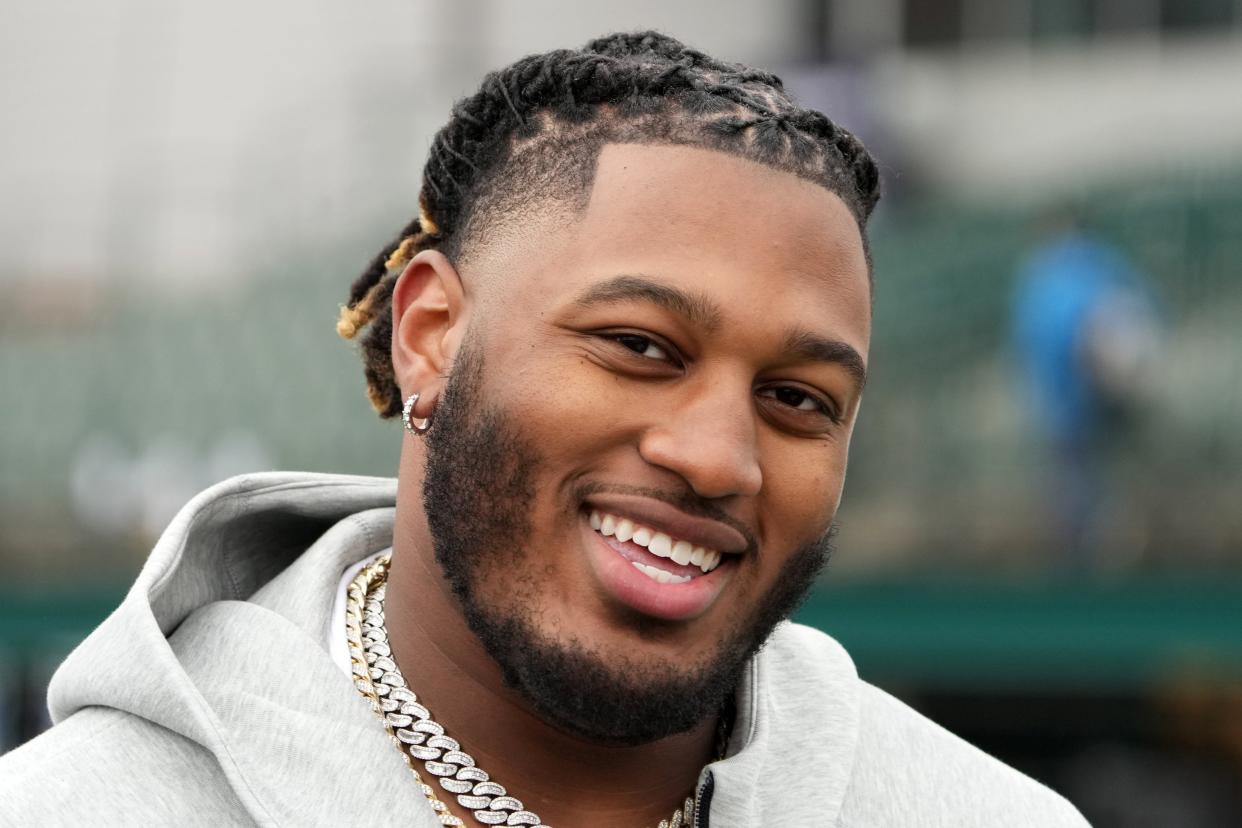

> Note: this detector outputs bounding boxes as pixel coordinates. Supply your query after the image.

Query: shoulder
[0,707,250,826]
[763,623,1090,827]
[841,680,1090,826]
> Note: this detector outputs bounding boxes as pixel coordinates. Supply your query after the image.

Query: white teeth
[591,510,725,574]
[631,561,691,585]
[648,533,672,558]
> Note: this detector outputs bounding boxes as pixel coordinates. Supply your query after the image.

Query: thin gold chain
[344,554,699,828]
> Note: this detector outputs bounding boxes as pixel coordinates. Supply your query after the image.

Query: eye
[607,333,675,363]
[758,385,841,424]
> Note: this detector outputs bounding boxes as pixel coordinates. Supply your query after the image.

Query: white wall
[2,1,458,293]
[873,33,1242,197]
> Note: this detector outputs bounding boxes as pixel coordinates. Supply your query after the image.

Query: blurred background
[2,1,1240,824]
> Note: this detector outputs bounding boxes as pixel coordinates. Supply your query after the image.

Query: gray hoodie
[0,471,1089,827]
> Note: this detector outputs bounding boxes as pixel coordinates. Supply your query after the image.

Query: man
[0,32,1088,827]
[1011,209,1159,572]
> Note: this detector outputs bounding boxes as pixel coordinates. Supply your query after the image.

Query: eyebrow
[572,274,723,333]
[572,273,867,389]
[782,328,868,390]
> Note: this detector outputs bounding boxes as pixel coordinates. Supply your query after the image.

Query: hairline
[447,134,875,284]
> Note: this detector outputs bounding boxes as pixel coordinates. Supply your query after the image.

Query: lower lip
[581,516,732,622]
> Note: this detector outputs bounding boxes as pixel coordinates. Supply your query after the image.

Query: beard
[421,334,836,747]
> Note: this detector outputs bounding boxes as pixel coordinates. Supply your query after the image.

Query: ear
[391,249,470,416]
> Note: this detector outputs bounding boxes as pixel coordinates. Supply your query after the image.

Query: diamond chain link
[346,555,466,826]
[346,552,698,828]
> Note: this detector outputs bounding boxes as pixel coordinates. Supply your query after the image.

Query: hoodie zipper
[691,770,714,828]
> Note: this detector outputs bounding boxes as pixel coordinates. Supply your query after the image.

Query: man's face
[421,143,871,745]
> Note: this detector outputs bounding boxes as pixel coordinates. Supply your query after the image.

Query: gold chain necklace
[345,553,702,828]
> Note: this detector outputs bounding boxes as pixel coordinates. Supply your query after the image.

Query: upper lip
[583,492,751,555]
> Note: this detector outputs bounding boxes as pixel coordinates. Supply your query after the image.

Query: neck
[382,471,716,827]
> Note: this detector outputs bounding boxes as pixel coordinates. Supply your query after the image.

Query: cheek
[763,442,848,549]
[505,353,638,459]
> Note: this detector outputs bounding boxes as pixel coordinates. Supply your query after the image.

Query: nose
[637,378,763,500]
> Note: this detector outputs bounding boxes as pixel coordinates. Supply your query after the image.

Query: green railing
[3,576,1240,693]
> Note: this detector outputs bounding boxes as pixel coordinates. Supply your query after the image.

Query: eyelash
[609,333,678,365]
[599,332,842,425]
[757,386,842,424]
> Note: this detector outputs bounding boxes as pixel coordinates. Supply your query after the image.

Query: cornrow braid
[340,30,881,418]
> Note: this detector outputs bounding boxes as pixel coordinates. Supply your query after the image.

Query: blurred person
[1012,209,1160,572]
[0,32,1087,827]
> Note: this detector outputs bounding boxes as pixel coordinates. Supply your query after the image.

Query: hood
[46,470,863,827]
[47,471,443,826]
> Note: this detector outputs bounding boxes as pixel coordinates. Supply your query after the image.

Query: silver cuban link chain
[348,553,698,828]
[347,556,467,825]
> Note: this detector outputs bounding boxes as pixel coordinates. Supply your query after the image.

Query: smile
[589,509,723,584]
[579,495,741,621]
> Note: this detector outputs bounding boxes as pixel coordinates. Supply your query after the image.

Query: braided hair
[339,31,881,418]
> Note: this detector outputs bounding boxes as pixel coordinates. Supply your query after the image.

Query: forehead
[474,142,871,351]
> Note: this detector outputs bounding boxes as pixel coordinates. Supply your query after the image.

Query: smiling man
[0,32,1087,828]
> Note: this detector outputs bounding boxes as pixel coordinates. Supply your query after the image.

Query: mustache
[574,479,761,557]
